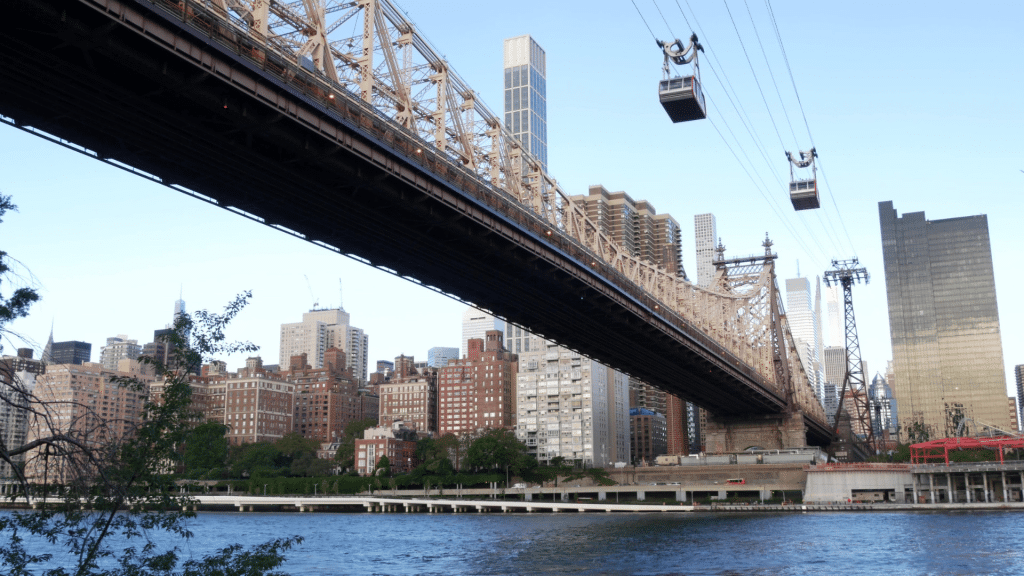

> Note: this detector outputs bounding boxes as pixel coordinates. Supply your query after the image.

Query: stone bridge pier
[702,411,810,452]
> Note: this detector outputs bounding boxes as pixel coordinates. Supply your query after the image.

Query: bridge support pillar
[637,491,646,501]
[675,490,686,502]
[525,493,532,501]
[702,411,809,452]
[598,491,607,501]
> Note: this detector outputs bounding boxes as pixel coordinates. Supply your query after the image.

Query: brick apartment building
[438,330,517,436]
[355,422,418,476]
[378,356,437,435]
[285,348,361,444]
[26,362,153,481]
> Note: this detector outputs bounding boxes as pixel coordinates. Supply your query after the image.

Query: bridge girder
[0,0,832,445]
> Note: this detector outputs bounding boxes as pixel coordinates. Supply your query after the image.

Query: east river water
[8,510,1024,575]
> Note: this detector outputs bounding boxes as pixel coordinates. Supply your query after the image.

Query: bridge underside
[1,0,832,446]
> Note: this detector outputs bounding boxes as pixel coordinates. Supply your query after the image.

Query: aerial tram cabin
[657,34,706,123]
[786,148,819,210]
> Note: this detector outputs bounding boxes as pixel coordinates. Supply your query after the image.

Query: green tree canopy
[0,280,301,574]
[182,422,229,478]
[334,417,378,468]
[466,428,535,476]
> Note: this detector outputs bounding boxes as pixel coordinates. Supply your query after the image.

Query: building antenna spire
[338,278,344,311]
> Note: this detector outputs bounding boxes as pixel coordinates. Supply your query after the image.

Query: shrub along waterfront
[178,427,614,496]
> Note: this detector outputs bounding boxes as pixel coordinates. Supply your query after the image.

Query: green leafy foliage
[182,422,229,479]
[0,271,301,575]
[465,428,536,477]
[0,195,39,334]
[333,418,378,469]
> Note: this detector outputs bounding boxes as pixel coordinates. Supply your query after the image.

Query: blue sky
[2,1,1021,396]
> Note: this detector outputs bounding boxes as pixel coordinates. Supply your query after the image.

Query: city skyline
[2,0,1021,401]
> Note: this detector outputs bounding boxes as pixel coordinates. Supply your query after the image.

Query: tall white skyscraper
[279,308,368,383]
[785,276,824,404]
[514,334,629,467]
[461,307,505,359]
[826,285,842,347]
[503,35,547,171]
[694,213,717,287]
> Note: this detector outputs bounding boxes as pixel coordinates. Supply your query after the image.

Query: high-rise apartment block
[3,349,44,375]
[629,407,667,465]
[26,362,152,481]
[515,337,629,467]
[437,331,517,436]
[694,213,717,287]
[427,347,459,369]
[378,361,437,435]
[285,348,361,444]
[503,35,547,171]
[99,335,141,371]
[569,184,686,453]
[461,308,505,359]
[279,308,368,383]
[1008,397,1019,433]
[219,357,295,445]
[879,201,1010,436]
[0,351,42,486]
[570,185,685,279]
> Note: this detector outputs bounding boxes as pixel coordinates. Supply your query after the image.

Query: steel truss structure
[824,259,875,453]
[3,0,826,427]
[708,238,826,423]
[165,0,827,423]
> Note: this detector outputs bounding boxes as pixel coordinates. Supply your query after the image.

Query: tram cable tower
[824,258,876,459]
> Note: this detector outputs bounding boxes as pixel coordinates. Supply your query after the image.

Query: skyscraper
[825,284,842,347]
[461,307,505,359]
[503,35,547,171]
[49,341,91,365]
[427,347,459,369]
[694,213,717,287]
[785,276,824,404]
[1016,365,1024,431]
[279,308,368,383]
[869,372,898,443]
[879,201,1010,436]
[822,346,847,426]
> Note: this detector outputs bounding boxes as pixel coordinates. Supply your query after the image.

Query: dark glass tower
[879,201,1009,438]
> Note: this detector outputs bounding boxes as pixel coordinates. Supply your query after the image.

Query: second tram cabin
[789,179,820,210]
[659,75,706,123]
